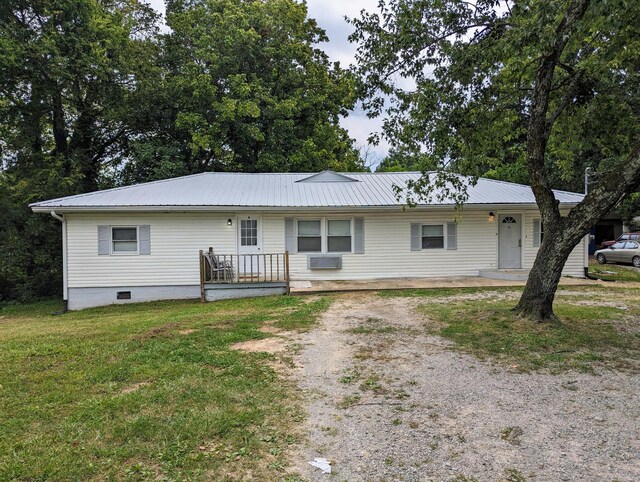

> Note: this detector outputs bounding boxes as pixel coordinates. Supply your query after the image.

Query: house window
[240,219,258,246]
[422,225,444,249]
[298,220,322,252]
[327,220,351,252]
[112,227,138,253]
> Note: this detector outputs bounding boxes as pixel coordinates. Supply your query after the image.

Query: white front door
[498,214,522,269]
[237,215,262,278]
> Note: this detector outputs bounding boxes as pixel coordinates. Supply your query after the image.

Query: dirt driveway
[290,292,640,481]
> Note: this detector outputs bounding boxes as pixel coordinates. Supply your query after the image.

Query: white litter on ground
[308,457,332,474]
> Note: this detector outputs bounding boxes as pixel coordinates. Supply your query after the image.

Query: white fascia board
[31,203,579,214]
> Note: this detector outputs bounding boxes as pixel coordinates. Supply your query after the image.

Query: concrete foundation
[67,285,200,310]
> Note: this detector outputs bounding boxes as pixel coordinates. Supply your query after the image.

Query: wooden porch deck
[199,248,290,302]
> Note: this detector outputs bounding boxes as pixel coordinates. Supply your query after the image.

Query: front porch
[199,249,290,301]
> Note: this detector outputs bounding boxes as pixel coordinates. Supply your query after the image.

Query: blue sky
[147,0,389,167]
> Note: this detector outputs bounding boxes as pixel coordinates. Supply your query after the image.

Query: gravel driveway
[291,292,640,481]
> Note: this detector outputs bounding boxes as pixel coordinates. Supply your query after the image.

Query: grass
[407,287,640,373]
[378,286,519,298]
[588,259,640,282]
[0,295,330,481]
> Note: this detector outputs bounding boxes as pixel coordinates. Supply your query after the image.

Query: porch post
[285,250,290,294]
[199,250,205,302]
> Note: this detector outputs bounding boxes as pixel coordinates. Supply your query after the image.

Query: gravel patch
[291,293,640,481]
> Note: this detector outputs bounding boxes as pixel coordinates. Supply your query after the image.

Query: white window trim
[420,223,446,250]
[295,217,354,254]
[110,225,139,255]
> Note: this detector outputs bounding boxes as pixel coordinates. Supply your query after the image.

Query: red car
[600,233,640,249]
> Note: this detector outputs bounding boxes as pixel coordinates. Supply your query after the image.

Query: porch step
[479,269,530,281]
[204,281,288,302]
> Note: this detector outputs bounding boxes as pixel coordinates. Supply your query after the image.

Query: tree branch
[546,69,584,129]
[565,142,640,240]
[526,0,591,224]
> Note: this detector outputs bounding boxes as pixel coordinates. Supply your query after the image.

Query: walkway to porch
[289,275,594,294]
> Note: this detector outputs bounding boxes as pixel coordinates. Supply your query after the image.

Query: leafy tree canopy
[351,0,640,320]
[120,0,363,183]
[0,0,363,302]
[375,147,436,172]
[352,0,640,195]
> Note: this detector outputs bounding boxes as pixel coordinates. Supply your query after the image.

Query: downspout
[50,211,68,312]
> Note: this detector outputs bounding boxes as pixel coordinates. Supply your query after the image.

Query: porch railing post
[199,250,288,293]
[199,250,205,302]
[285,250,290,294]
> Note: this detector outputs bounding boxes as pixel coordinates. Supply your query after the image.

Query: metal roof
[30,171,584,211]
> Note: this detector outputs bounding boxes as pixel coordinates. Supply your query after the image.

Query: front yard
[0,296,328,481]
[588,258,640,282]
[1,284,639,481]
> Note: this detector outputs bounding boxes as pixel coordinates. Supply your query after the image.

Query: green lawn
[0,296,329,481]
[384,286,640,373]
[588,258,640,282]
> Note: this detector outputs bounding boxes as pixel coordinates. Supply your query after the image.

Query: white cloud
[145,0,388,165]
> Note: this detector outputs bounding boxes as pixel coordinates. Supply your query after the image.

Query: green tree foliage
[120,0,362,183]
[0,0,362,302]
[375,147,436,173]
[351,0,640,320]
[0,0,159,301]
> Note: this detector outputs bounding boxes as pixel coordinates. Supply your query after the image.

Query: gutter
[50,211,68,313]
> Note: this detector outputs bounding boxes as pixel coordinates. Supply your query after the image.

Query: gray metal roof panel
[30,171,585,209]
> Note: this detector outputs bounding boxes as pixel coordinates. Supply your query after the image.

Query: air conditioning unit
[308,255,342,269]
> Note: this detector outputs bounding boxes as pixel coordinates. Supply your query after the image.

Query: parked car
[594,241,640,267]
[600,232,640,249]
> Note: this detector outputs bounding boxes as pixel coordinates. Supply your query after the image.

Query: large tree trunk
[514,0,593,322]
[513,234,578,322]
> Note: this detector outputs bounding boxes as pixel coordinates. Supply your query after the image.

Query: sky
[146,0,389,167]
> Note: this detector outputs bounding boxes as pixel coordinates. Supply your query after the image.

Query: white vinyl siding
[264,211,494,279]
[264,209,585,280]
[65,208,586,289]
[524,211,584,277]
[66,213,236,288]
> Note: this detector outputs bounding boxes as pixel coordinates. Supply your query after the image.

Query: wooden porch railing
[199,248,290,301]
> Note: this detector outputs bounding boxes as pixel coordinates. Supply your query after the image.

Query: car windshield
[620,235,630,240]
[612,242,626,249]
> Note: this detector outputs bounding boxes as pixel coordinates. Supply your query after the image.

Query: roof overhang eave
[30,202,581,213]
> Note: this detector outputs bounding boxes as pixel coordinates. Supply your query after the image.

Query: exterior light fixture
[488,211,495,222]
[227,218,233,226]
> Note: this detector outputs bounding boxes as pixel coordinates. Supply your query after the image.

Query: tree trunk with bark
[514,227,583,322]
